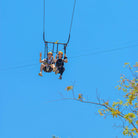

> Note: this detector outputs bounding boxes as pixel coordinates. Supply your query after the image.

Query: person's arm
[39,53,44,63]
[64,54,68,63]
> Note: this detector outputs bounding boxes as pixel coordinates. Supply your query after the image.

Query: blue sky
[0,0,138,138]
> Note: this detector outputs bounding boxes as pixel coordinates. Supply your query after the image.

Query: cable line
[43,0,77,59]
[43,0,76,45]
[43,0,46,42]
[0,63,39,71]
[67,0,76,44]
[0,44,138,71]
[71,44,138,58]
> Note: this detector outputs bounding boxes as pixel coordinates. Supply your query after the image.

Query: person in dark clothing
[54,51,68,79]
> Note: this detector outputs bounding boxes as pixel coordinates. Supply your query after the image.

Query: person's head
[58,51,63,59]
[48,52,53,58]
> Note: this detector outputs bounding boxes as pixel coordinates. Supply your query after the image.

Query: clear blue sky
[0,0,138,138]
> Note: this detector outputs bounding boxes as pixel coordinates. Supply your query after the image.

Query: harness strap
[56,43,59,54]
[44,42,48,58]
[53,43,55,53]
[64,44,67,55]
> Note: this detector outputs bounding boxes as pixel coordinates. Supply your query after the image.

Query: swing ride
[38,0,76,79]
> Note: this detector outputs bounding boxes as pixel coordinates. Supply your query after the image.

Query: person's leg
[41,64,45,72]
[51,64,56,72]
[55,66,59,74]
[59,67,65,79]
[39,64,45,76]
[51,64,55,68]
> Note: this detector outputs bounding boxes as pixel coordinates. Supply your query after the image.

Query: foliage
[98,62,138,137]
[63,62,138,137]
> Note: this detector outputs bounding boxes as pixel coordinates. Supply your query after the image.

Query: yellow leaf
[136,120,138,125]
[132,132,136,136]
[124,113,135,123]
[128,118,133,123]
[112,102,118,107]
[125,93,129,96]
[54,40,59,44]
[118,87,121,90]
[134,62,138,67]
[78,94,83,101]
[135,103,138,108]
[123,126,129,135]
[104,101,109,105]
[119,100,123,105]
[132,128,136,131]
[122,88,127,92]
[124,63,129,65]
[122,79,125,83]
[128,113,136,118]
[123,102,129,106]
[111,110,120,118]
[129,95,136,101]
[65,86,73,91]
[98,111,104,116]
[99,112,104,116]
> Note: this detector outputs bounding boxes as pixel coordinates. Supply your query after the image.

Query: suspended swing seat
[43,65,53,73]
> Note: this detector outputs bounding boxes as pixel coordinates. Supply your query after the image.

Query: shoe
[59,75,62,80]
[38,72,43,76]
[55,70,59,75]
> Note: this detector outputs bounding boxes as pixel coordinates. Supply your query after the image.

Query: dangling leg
[51,64,56,72]
[38,64,45,76]
[55,66,59,74]
[58,67,65,80]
